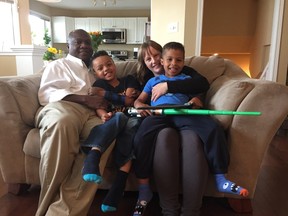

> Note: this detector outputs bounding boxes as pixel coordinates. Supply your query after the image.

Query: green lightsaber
[131,106,262,117]
[160,109,261,116]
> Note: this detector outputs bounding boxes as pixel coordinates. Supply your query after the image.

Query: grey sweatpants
[153,128,209,216]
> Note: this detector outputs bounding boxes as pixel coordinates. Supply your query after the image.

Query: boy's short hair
[91,50,111,63]
[162,42,185,57]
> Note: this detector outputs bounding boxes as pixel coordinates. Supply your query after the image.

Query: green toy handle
[161,109,261,116]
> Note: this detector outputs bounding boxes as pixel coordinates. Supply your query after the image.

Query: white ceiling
[36,0,150,10]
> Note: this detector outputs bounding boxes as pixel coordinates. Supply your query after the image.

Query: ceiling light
[37,0,62,3]
[92,0,117,7]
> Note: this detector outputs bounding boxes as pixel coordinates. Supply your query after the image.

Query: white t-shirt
[38,54,96,106]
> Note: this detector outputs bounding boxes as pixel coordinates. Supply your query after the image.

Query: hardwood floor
[0,132,287,216]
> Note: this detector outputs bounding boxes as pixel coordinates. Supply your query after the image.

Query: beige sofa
[0,55,287,211]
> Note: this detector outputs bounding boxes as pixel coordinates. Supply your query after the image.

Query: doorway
[200,0,283,81]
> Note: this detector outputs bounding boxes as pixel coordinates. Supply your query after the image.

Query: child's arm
[134,91,153,117]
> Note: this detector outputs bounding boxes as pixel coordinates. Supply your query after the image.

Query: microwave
[102,28,126,44]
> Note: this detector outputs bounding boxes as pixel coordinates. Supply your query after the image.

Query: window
[0,0,18,52]
[29,13,51,46]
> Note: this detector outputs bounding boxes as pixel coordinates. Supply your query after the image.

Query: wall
[202,0,257,54]
[201,0,258,76]
[19,0,32,44]
[0,56,17,76]
[151,0,199,56]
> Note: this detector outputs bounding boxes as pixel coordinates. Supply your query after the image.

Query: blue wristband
[104,91,125,105]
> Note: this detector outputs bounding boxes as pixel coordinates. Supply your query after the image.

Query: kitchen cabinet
[74,18,88,30]
[125,17,148,44]
[125,18,137,44]
[52,16,75,43]
[101,18,126,29]
[74,17,102,32]
[136,17,148,44]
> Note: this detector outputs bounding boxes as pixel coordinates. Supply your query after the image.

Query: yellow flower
[89,31,103,53]
[43,46,58,61]
[47,47,57,54]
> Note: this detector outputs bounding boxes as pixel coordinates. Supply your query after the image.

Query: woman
[133,40,210,216]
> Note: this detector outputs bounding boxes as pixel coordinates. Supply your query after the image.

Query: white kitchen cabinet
[125,18,137,44]
[52,16,75,43]
[74,18,88,31]
[125,17,148,44]
[101,18,126,29]
[89,18,102,32]
[136,17,148,44]
[75,17,102,32]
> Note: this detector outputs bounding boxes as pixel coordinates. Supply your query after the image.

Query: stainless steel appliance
[106,50,128,60]
[102,28,126,44]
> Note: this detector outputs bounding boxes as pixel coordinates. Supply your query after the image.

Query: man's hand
[151,82,168,102]
[85,95,109,110]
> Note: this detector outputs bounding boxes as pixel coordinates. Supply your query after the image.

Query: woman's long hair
[136,40,162,85]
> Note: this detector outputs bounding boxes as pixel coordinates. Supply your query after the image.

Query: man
[36,29,117,216]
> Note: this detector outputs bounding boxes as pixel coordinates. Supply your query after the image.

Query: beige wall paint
[0,56,17,76]
[151,0,199,56]
[19,0,32,44]
[201,0,257,54]
[151,0,184,45]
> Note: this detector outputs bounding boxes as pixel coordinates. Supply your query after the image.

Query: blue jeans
[113,117,142,167]
[82,112,128,153]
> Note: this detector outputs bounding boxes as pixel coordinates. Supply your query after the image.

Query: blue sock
[214,174,249,196]
[133,184,153,216]
[101,170,128,212]
[138,184,153,203]
[82,150,102,184]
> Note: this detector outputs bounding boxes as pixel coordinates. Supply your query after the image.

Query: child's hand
[88,87,105,96]
[135,104,154,117]
[125,89,140,98]
[188,97,203,109]
[100,112,113,122]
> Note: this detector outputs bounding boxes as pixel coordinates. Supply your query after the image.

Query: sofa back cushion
[3,73,42,126]
[185,55,226,84]
[114,55,226,84]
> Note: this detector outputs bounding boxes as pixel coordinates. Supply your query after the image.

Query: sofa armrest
[0,73,42,183]
[206,76,288,196]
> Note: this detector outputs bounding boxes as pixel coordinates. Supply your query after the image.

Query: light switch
[168,22,178,33]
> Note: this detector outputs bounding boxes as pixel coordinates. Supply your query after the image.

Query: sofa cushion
[185,55,226,84]
[6,74,42,127]
[114,61,138,78]
[206,77,255,129]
